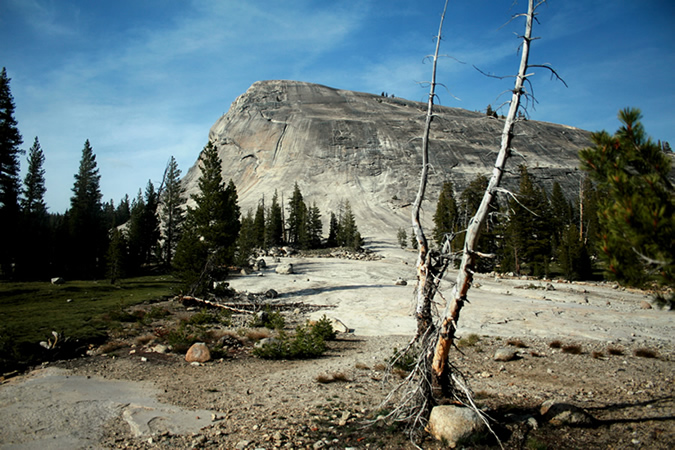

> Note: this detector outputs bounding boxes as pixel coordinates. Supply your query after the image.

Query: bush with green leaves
[248,308,285,330]
[253,319,334,359]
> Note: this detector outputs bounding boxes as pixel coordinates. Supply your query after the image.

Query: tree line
[427,108,673,306]
[0,68,363,291]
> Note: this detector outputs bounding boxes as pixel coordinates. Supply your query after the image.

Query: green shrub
[311,315,336,341]
[389,346,418,372]
[253,324,327,359]
[249,308,285,330]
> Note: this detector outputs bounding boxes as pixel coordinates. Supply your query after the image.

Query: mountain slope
[182,80,592,236]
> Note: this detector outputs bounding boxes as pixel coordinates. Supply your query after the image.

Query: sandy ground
[1,239,673,449]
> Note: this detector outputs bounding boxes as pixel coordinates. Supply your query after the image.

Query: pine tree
[69,140,107,278]
[265,190,283,247]
[18,136,49,279]
[287,183,307,247]
[127,182,160,274]
[580,108,674,306]
[503,166,552,277]
[115,194,131,226]
[557,224,592,281]
[160,156,185,267]
[106,228,128,283]
[432,180,459,249]
[236,210,257,266]
[327,212,339,248]
[22,137,47,216]
[253,200,266,247]
[306,202,323,249]
[174,141,240,293]
[337,200,361,250]
[0,68,23,277]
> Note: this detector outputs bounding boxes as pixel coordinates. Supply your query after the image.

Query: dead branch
[431,0,542,390]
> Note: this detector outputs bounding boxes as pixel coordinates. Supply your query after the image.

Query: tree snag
[431,0,542,391]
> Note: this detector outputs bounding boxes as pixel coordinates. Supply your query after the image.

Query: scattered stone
[329,317,350,334]
[51,277,65,285]
[235,440,251,450]
[493,348,518,362]
[265,289,279,299]
[185,343,211,363]
[275,263,294,274]
[540,400,595,426]
[256,258,267,269]
[240,268,251,275]
[395,277,407,286]
[546,282,555,291]
[640,300,652,310]
[152,344,169,354]
[338,411,350,426]
[426,405,486,447]
[313,440,326,449]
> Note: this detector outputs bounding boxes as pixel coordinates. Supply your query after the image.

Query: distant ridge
[182,80,592,236]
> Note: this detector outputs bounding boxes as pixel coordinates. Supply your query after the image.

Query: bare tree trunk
[412,0,449,338]
[431,0,540,390]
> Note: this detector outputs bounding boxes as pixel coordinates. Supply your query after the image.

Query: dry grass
[457,333,481,348]
[548,340,563,349]
[562,344,583,355]
[99,340,127,354]
[591,350,605,359]
[133,333,155,347]
[392,368,409,379]
[373,363,387,371]
[529,351,543,357]
[507,339,528,348]
[245,328,271,342]
[355,362,370,370]
[607,346,624,356]
[315,371,351,384]
[634,348,658,359]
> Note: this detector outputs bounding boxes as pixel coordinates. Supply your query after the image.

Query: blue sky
[1,0,673,212]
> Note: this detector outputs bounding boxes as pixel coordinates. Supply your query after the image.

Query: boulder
[395,277,407,286]
[540,400,595,426]
[256,258,267,269]
[185,343,211,363]
[275,263,294,274]
[493,348,518,362]
[640,300,653,310]
[426,405,486,447]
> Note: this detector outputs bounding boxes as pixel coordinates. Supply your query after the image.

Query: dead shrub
[99,341,126,354]
[245,328,271,342]
[355,362,370,370]
[562,344,582,355]
[634,348,658,358]
[373,363,387,371]
[133,333,155,347]
[591,350,604,359]
[507,339,528,348]
[548,340,563,349]
[607,346,624,356]
[315,371,351,384]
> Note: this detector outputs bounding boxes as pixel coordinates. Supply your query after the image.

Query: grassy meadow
[0,276,180,373]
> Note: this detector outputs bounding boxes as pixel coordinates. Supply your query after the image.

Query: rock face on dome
[182,80,592,236]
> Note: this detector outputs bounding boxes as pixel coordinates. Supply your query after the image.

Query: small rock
[275,263,294,274]
[265,289,279,299]
[235,440,250,450]
[152,344,169,354]
[545,282,555,291]
[426,405,486,446]
[493,348,517,362]
[338,411,350,426]
[185,342,211,363]
[640,300,652,310]
[540,400,595,426]
[313,439,326,449]
[51,277,65,285]
[240,268,251,275]
[395,277,407,286]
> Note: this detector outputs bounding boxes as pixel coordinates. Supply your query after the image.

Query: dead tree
[431,0,545,393]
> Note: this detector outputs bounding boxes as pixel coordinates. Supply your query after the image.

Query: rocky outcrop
[183,80,593,235]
